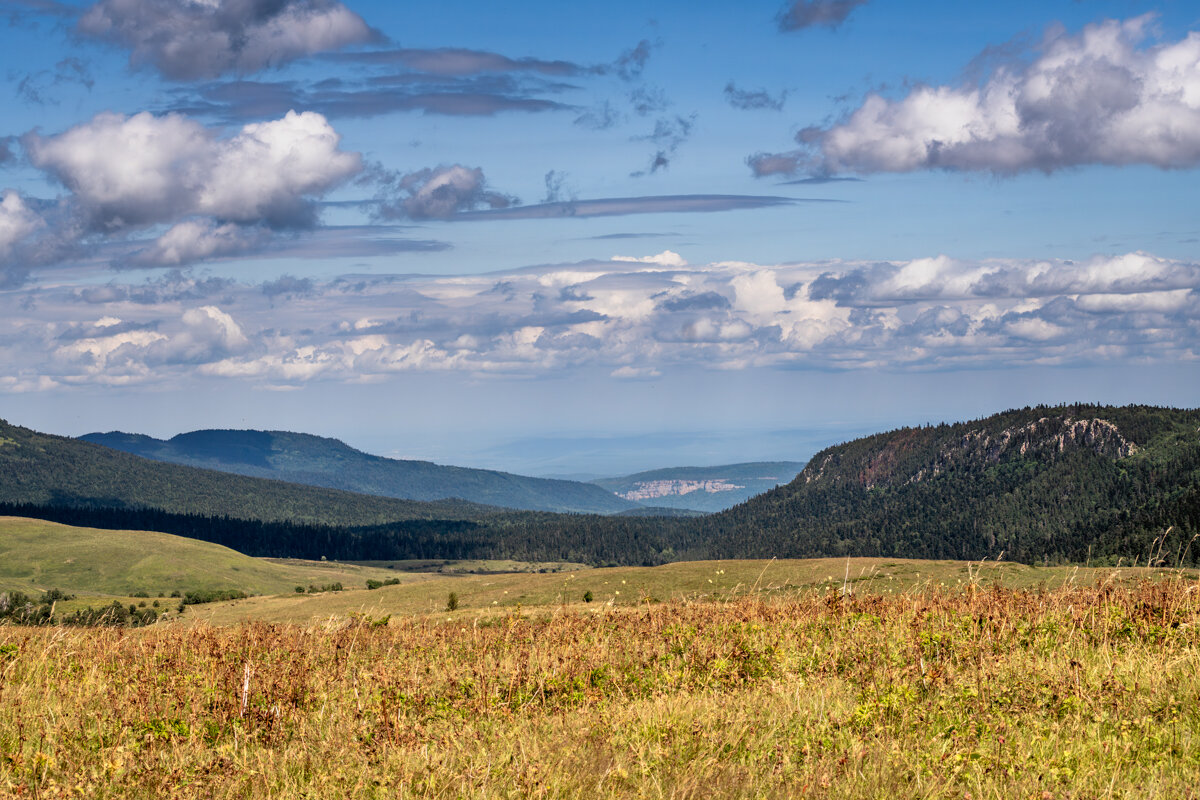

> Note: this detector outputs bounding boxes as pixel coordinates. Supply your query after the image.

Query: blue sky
[0,0,1197,475]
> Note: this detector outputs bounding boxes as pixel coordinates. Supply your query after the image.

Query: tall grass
[1,577,1198,798]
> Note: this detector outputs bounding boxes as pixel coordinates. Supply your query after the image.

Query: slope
[81,429,637,514]
[0,516,409,598]
[0,418,490,526]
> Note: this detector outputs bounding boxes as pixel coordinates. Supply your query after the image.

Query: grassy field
[0,517,414,610]
[3,515,1199,797]
[186,555,1189,626]
[1,577,1197,798]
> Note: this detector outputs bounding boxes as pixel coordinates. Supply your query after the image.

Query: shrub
[366,578,401,590]
[446,592,459,612]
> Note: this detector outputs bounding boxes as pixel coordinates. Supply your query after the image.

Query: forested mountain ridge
[0,418,492,526]
[3,405,1197,568]
[80,429,636,514]
[694,404,1200,565]
[801,413,1140,490]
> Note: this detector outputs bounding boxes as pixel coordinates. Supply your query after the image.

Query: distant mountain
[692,405,1200,566]
[593,462,806,512]
[80,429,637,514]
[0,418,487,527]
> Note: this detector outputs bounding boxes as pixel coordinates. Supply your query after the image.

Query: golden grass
[185,556,1191,627]
[2,575,1198,798]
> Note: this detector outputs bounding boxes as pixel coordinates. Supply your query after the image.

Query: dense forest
[690,404,1200,566]
[3,405,1199,566]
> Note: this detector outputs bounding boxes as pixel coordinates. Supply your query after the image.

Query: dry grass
[2,576,1198,798]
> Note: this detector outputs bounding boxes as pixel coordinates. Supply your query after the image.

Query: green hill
[80,429,636,514]
[0,418,490,526]
[593,461,805,512]
[692,404,1200,566]
[0,516,405,599]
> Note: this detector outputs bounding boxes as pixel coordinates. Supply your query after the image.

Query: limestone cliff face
[801,414,1137,490]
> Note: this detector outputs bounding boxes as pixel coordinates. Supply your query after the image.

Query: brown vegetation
[1,577,1198,798]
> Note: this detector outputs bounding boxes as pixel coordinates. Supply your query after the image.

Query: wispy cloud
[449,194,804,220]
[724,83,786,111]
[777,0,869,31]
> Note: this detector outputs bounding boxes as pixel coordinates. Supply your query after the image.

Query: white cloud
[27,110,361,232]
[5,250,1198,389]
[793,17,1200,174]
[611,250,688,267]
[0,191,43,260]
[130,219,271,266]
[77,0,376,81]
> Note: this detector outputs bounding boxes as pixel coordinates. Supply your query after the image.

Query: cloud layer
[76,0,376,80]
[3,250,1195,390]
[761,16,1200,175]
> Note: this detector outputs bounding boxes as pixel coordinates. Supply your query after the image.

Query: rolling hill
[0,516,408,599]
[0,418,490,526]
[593,461,805,512]
[80,429,637,514]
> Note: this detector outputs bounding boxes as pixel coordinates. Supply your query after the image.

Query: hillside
[81,429,636,514]
[0,418,490,526]
[0,516,408,598]
[694,404,1200,566]
[593,461,805,512]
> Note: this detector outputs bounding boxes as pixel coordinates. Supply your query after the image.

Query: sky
[0,0,1197,476]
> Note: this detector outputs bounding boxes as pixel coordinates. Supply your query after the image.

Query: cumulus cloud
[6,249,1197,389]
[27,109,361,232]
[784,16,1200,175]
[611,250,688,267]
[1,110,364,278]
[0,190,42,260]
[76,0,377,81]
[126,219,273,266]
[777,0,869,31]
[373,164,517,220]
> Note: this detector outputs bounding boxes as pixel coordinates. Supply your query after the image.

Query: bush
[583,590,593,603]
[182,589,249,605]
[366,578,401,590]
[446,592,459,612]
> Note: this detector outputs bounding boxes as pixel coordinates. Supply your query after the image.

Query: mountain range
[79,429,637,514]
[3,404,1197,568]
